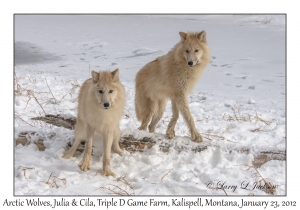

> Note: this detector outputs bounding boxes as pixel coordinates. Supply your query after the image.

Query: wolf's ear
[91,70,99,83]
[197,30,206,42]
[111,68,119,82]
[179,32,187,42]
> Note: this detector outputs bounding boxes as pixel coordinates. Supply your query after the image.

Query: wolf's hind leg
[112,127,123,156]
[138,99,157,131]
[62,138,81,159]
[62,119,85,159]
[148,99,166,132]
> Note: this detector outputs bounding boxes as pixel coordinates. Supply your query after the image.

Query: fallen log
[31,114,76,130]
[27,114,286,166]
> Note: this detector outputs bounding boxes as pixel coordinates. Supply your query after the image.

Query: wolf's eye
[109,90,113,93]
[186,50,189,53]
[99,90,103,94]
[195,49,198,52]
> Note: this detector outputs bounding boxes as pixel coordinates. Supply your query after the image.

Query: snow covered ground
[14,15,285,196]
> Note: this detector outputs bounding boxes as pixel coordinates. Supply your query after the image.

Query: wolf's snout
[103,102,110,109]
[188,61,193,67]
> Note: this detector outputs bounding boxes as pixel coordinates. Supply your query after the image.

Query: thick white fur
[62,69,125,176]
[135,31,211,142]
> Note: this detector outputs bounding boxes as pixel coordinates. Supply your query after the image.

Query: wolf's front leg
[78,127,94,171]
[175,95,203,143]
[166,99,179,139]
[102,131,115,177]
[78,138,93,171]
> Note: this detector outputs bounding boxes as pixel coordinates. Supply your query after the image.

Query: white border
[2,0,297,209]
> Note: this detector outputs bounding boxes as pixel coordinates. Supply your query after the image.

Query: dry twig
[99,184,133,196]
[26,90,46,115]
[98,176,135,196]
[17,166,35,179]
[15,113,35,127]
[45,78,57,104]
[42,172,67,188]
[161,170,172,182]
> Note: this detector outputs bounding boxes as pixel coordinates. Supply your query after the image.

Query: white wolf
[62,69,125,176]
[135,31,211,142]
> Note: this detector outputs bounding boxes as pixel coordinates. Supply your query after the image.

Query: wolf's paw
[62,152,73,159]
[166,129,175,139]
[138,126,147,131]
[113,147,123,157]
[148,125,156,133]
[138,122,149,131]
[191,132,203,143]
[103,168,116,177]
[78,159,90,171]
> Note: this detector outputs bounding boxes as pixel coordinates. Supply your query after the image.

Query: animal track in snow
[78,43,104,51]
[93,53,107,58]
[212,57,251,69]
[235,75,248,79]
[262,79,274,82]
[220,64,234,68]
[210,56,218,67]
[234,58,251,62]
[248,85,255,89]
[87,44,103,50]
[119,49,163,59]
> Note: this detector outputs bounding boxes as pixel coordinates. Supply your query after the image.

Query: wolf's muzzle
[103,102,110,109]
[188,61,194,67]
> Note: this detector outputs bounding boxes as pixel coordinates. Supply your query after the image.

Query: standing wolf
[62,69,125,176]
[135,31,210,142]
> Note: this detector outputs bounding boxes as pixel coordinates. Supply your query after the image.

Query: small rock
[248,85,255,89]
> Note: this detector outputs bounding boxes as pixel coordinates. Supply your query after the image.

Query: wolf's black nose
[188,61,193,66]
[103,102,110,108]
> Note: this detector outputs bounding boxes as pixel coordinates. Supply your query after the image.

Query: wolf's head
[178,31,209,68]
[91,69,120,109]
